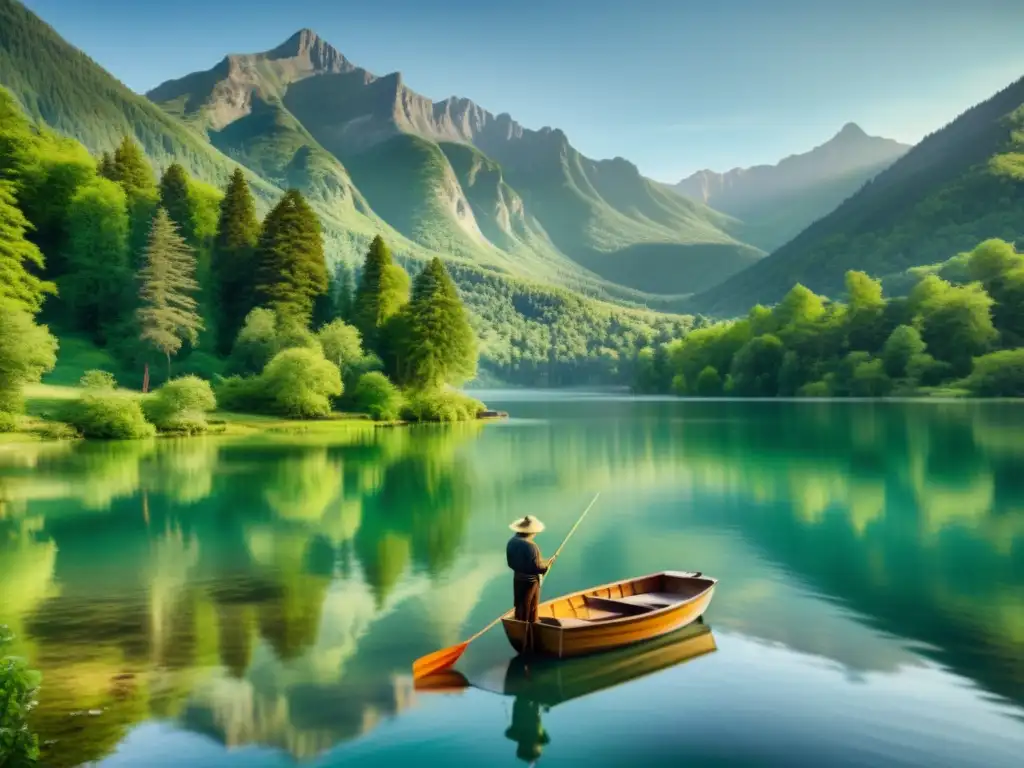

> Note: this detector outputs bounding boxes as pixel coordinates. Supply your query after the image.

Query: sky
[20,0,1024,181]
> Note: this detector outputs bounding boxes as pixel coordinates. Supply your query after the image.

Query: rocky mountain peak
[268,28,352,74]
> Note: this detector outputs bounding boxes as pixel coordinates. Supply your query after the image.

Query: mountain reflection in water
[0,397,1022,767]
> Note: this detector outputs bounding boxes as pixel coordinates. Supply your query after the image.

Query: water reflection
[0,399,1022,765]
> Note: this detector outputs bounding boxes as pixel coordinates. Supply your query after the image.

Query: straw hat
[509,515,545,534]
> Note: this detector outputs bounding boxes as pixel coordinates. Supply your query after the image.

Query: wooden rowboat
[501,570,716,658]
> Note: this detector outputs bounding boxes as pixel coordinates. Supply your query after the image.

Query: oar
[411,493,601,681]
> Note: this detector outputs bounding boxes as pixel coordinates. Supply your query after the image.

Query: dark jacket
[507,535,548,583]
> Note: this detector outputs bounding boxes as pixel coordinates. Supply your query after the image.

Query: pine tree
[98,151,116,180]
[336,261,356,321]
[112,136,155,194]
[136,208,203,388]
[212,169,260,354]
[0,181,55,314]
[159,163,197,245]
[111,136,158,266]
[254,189,327,324]
[352,235,409,351]
[402,257,477,389]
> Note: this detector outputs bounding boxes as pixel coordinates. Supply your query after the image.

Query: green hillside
[475,134,764,293]
[691,75,1024,316]
[0,0,279,200]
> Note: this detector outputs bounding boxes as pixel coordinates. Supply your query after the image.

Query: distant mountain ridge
[688,75,1024,315]
[673,123,909,252]
[147,28,764,297]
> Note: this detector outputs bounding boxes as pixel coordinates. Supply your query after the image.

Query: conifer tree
[254,189,327,323]
[0,181,55,314]
[111,136,158,265]
[112,136,155,194]
[98,151,116,180]
[212,169,260,354]
[401,257,477,389]
[336,261,356,321]
[64,178,131,339]
[352,235,409,351]
[136,207,203,388]
[159,163,197,245]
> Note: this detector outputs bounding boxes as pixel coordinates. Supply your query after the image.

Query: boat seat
[615,593,680,609]
[581,595,657,616]
[538,617,592,628]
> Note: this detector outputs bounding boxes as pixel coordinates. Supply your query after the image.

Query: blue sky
[21,0,1024,181]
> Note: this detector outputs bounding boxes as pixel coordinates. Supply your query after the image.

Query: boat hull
[501,571,716,658]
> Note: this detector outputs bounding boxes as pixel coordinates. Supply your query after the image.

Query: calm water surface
[2,394,1023,767]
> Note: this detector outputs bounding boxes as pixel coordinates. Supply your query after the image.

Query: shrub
[144,375,217,434]
[907,353,953,387]
[261,347,343,419]
[850,358,893,397]
[215,374,270,414]
[670,374,687,396]
[353,372,404,421]
[68,392,155,439]
[401,389,485,423]
[79,369,117,390]
[0,411,18,433]
[0,626,41,764]
[797,380,831,397]
[964,349,1024,396]
[29,421,79,440]
[695,366,722,396]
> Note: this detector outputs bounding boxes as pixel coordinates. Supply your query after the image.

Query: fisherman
[507,515,551,623]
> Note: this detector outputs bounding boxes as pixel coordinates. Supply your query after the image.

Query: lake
[2,393,1023,767]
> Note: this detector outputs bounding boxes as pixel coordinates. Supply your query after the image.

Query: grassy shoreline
[1,384,381,445]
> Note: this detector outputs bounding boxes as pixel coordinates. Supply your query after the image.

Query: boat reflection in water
[419,621,717,764]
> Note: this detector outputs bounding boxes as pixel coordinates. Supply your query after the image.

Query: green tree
[136,208,203,387]
[317,319,364,373]
[111,135,155,194]
[695,365,722,396]
[111,136,158,264]
[335,260,356,321]
[882,325,926,379]
[850,358,892,397]
[98,150,116,180]
[158,163,198,245]
[964,349,1024,397]
[0,302,57,414]
[352,236,409,351]
[212,169,260,354]
[772,284,825,330]
[262,347,343,418]
[0,181,54,313]
[63,177,131,339]
[917,281,997,376]
[254,189,327,323]
[353,371,403,421]
[401,257,478,389]
[844,270,887,352]
[730,334,785,396]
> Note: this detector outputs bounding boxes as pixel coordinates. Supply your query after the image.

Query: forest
[0,86,486,437]
[635,237,1024,398]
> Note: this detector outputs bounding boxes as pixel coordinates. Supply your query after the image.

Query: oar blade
[412,641,469,680]
[413,669,471,693]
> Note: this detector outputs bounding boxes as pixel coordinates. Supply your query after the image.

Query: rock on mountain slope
[147,29,763,296]
[674,123,909,252]
[688,75,1024,316]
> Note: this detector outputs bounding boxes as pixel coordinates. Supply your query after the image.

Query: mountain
[689,75,1024,316]
[146,29,763,296]
[673,123,909,252]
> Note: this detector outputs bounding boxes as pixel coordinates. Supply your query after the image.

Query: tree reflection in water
[0,400,1021,765]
